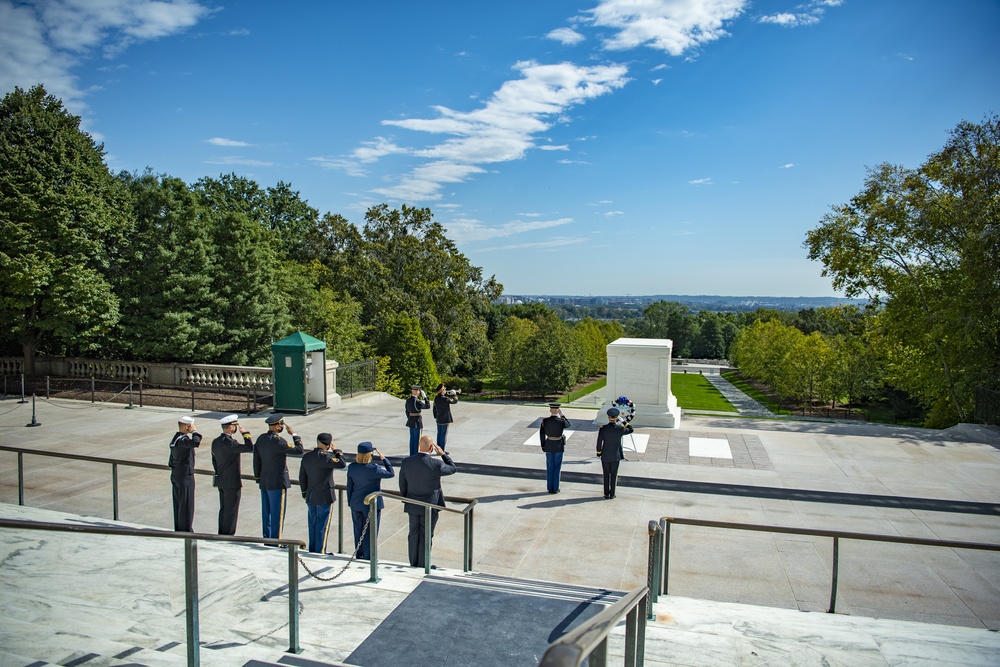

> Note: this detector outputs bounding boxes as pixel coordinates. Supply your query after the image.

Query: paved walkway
[2,391,1000,664]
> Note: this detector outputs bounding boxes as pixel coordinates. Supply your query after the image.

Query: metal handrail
[538,584,649,667]
[655,516,1000,613]
[1,444,474,557]
[0,517,305,665]
[362,490,477,581]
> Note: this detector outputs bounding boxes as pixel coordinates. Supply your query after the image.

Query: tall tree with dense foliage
[0,85,134,373]
[805,115,1000,426]
[376,312,439,393]
[491,315,539,395]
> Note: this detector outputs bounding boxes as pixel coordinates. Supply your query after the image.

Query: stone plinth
[596,337,681,428]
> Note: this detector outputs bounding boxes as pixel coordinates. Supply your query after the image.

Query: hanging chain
[297,509,373,582]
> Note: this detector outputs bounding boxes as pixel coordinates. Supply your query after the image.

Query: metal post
[17,452,24,506]
[468,507,474,571]
[139,379,143,408]
[591,637,609,667]
[624,605,637,667]
[287,543,301,653]
[19,374,27,403]
[183,538,200,667]
[368,503,381,583]
[463,512,471,572]
[829,536,840,613]
[46,375,50,399]
[126,381,135,409]
[424,505,432,575]
[663,520,671,595]
[191,386,195,411]
[337,488,344,554]
[112,463,120,521]
[637,593,648,666]
[91,376,95,403]
[26,394,41,427]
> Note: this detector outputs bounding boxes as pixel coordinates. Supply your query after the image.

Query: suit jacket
[346,459,395,512]
[399,451,456,514]
[597,422,634,462]
[168,431,202,480]
[211,432,253,489]
[299,447,346,505]
[253,431,304,490]
[539,415,571,452]
[432,394,458,424]
[405,395,431,429]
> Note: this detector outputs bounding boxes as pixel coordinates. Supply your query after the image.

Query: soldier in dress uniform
[596,407,634,499]
[432,383,459,450]
[169,415,202,532]
[539,403,571,494]
[298,433,346,554]
[253,413,304,542]
[404,385,431,456]
[211,414,254,535]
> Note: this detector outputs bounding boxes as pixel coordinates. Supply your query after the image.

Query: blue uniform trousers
[306,503,332,553]
[436,423,450,450]
[408,427,421,456]
[545,452,563,493]
[260,488,287,540]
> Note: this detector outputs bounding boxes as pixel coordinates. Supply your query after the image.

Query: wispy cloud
[479,236,587,252]
[547,27,585,46]
[779,163,796,169]
[585,0,747,55]
[205,156,274,167]
[688,177,713,185]
[0,0,212,111]
[758,0,842,28]
[206,137,253,147]
[445,216,574,243]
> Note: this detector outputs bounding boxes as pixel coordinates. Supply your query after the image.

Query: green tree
[522,318,582,395]
[779,330,833,404]
[280,260,365,364]
[636,301,697,356]
[828,334,881,408]
[0,85,134,373]
[491,315,538,394]
[377,312,439,394]
[730,319,802,389]
[805,115,1000,425]
[574,318,608,376]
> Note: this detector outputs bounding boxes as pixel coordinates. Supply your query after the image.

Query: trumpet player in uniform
[404,384,431,456]
[432,383,459,450]
[539,403,571,494]
[211,414,254,535]
[253,413,304,542]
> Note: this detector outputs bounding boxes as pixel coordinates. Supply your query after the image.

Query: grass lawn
[559,377,606,403]
[670,373,736,411]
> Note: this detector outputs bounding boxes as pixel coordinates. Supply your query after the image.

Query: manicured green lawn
[670,373,736,411]
[559,377,606,403]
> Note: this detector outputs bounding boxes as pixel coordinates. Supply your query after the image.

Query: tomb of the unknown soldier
[1,381,999,666]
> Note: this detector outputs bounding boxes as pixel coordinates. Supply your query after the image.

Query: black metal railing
[650,516,1000,614]
[538,584,649,667]
[336,359,377,397]
[975,386,1000,427]
[0,517,304,665]
[362,490,477,582]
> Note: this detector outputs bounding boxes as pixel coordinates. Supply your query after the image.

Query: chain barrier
[297,509,372,582]
[37,382,134,410]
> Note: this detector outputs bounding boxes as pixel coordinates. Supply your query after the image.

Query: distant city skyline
[2,1,997,297]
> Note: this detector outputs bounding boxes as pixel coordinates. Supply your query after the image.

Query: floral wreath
[613,395,636,426]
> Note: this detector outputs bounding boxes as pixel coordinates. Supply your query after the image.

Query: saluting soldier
[168,415,202,532]
[298,433,346,554]
[539,403,571,494]
[432,383,459,450]
[346,441,394,560]
[596,407,634,499]
[253,413,304,541]
[404,385,431,456]
[211,414,254,535]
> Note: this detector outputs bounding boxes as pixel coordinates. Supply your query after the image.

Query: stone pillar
[325,359,342,406]
[596,338,681,428]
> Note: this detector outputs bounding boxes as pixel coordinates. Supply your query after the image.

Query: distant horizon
[509,293,861,300]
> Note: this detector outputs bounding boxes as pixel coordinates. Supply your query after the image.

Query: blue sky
[2,1,998,297]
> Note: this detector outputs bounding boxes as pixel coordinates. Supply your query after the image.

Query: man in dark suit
[298,432,346,553]
[596,407,634,499]
[211,414,254,535]
[346,441,394,560]
[169,415,202,532]
[399,435,457,568]
[253,413,304,541]
[404,384,431,456]
[539,403,571,494]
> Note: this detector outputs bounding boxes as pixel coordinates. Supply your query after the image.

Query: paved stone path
[703,373,775,417]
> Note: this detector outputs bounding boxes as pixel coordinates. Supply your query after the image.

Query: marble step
[434,570,626,604]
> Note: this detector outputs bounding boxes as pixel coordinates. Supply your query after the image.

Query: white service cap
[178,416,196,425]
[220,414,239,425]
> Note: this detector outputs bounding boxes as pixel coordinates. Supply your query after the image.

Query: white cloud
[206,137,253,147]
[779,163,796,169]
[444,216,574,243]
[688,177,713,185]
[479,236,587,252]
[758,0,843,28]
[547,27,586,45]
[0,0,211,112]
[539,144,570,151]
[205,156,274,167]
[362,60,628,201]
[584,0,747,56]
